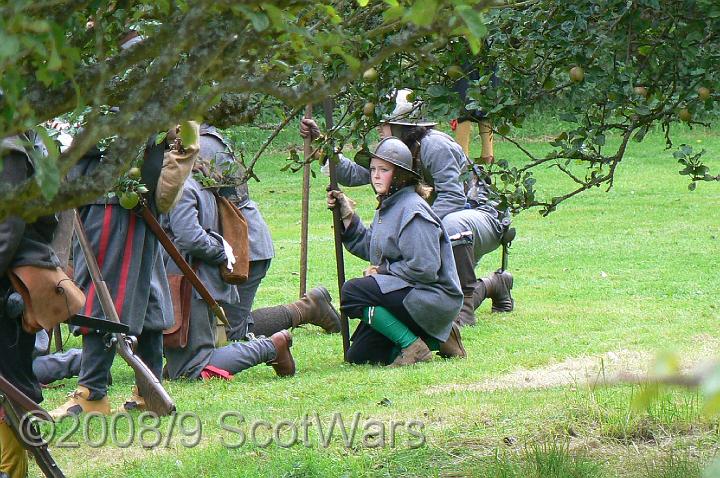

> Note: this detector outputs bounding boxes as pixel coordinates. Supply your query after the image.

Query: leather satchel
[163,273,192,349]
[215,194,250,284]
[8,265,85,334]
[155,122,200,213]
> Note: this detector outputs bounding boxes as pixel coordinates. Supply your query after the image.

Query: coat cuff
[341,214,361,240]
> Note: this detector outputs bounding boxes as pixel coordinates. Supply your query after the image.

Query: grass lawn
[38,121,720,477]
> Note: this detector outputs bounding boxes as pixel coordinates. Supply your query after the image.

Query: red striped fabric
[81,205,114,333]
[114,213,136,317]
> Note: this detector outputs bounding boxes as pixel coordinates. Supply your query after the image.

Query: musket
[323,98,351,359]
[0,374,65,477]
[299,104,313,298]
[0,375,48,419]
[73,210,176,416]
[138,201,229,328]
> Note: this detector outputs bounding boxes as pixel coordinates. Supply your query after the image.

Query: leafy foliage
[315,0,720,214]
[0,0,490,221]
[0,0,718,220]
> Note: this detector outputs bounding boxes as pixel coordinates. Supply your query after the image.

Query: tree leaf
[404,0,438,27]
[455,5,487,53]
[331,46,360,71]
[31,129,61,201]
[701,364,720,415]
[261,3,285,29]
[0,34,20,59]
[179,121,198,147]
[237,5,270,32]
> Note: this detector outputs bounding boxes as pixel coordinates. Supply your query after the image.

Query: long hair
[398,126,430,160]
[392,169,432,201]
[395,126,432,200]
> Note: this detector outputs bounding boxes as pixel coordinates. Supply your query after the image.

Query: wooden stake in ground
[323,98,351,359]
[48,210,75,353]
[299,105,313,298]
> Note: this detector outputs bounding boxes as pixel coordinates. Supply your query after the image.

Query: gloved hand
[220,235,236,272]
[208,231,235,269]
[300,118,321,141]
[326,189,356,220]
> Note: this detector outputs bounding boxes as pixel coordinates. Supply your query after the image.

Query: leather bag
[215,194,250,284]
[163,273,192,349]
[8,265,85,333]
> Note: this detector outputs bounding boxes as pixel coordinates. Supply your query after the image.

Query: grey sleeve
[335,154,370,187]
[424,143,467,219]
[168,188,227,265]
[386,215,442,284]
[0,153,28,276]
[341,214,371,261]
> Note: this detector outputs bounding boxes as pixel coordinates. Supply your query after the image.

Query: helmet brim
[383,118,438,127]
[370,152,421,177]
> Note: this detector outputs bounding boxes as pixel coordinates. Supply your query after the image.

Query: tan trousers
[455,120,494,163]
[0,420,27,478]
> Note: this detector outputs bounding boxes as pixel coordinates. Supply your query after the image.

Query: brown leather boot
[287,286,341,333]
[438,323,467,359]
[480,270,514,313]
[389,338,432,367]
[118,386,146,412]
[454,295,476,327]
[49,385,110,419]
[452,242,480,325]
[266,330,296,377]
[472,284,484,311]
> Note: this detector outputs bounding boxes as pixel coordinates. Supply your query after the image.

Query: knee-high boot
[452,243,479,326]
[250,286,341,337]
[474,270,514,313]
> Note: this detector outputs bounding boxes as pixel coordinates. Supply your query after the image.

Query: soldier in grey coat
[0,132,59,477]
[302,108,515,327]
[327,137,465,366]
[51,135,179,419]
[198,126,340,341]
[164,167,295,379]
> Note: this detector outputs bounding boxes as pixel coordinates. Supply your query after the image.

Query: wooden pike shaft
[299,104,313,297]
[323,98,351,359]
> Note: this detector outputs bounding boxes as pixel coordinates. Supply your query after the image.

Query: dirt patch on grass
[428,334,720,395]
[428,349,652,395]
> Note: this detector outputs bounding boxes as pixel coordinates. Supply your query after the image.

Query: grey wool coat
[71,141,173,335]
[198,125,274,261]
[342,186,463,341]
[164,177,238,378]
[166,177,239,304]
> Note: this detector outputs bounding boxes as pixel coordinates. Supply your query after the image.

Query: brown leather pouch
[8,265,85,334]
[215,195,250,284]
[163,273,192,349]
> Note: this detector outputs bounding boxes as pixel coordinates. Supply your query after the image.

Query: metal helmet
[371,137,419,177]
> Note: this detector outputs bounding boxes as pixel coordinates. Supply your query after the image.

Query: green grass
[37,122,720,477]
